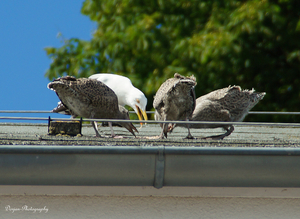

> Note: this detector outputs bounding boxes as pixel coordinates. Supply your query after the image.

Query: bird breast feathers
[153,79,196,109]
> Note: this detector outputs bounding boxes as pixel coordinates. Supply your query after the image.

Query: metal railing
[0,110,299,128]
[1,110,300,115]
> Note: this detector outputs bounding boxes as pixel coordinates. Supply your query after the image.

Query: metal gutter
[1,146,300,188]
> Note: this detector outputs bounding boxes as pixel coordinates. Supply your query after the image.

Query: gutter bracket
[154,146,165,189]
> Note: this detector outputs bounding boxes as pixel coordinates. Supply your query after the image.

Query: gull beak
[135,105,148,128]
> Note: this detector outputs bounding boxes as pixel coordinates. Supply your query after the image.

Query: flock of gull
[48,73,266,139]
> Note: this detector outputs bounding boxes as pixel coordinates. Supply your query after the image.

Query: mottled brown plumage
[153,73,197,139]
[176,85,266,139]
[48,76,138,137]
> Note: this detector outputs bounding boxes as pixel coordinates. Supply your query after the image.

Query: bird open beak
[135,105,148,127]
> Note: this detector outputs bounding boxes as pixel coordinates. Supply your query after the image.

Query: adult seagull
[89,73,148,124]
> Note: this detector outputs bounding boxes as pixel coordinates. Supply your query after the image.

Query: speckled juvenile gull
[176,85,266,139]
[153,73,197,139]
[48,76,138,138]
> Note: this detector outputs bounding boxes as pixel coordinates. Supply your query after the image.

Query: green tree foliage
[45,0,300,122]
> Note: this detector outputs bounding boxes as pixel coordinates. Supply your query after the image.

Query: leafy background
[45,0,300,122]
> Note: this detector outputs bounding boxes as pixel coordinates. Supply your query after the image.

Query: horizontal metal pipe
[1,110,300,115]
[1,116,300,127]
[1,146,300,187]
[248,111,300,115]
[0,110,53,113]
[0,116,48,121]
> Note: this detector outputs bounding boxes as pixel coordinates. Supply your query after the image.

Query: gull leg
[184,119,195,139]
[156,118,167,139]
[185,127,194,139]
[91,121,102,137]
[108,122,125,138]
[155,123,166,139]
[158,131,165,139]
[108,122,116,138]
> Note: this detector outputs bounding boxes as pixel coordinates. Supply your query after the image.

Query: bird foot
[184,135,195,140]
[201,126,234,140]
[112,135,124,139]
[201,135,226,140]
[143,135,164,139]
[93,133,114,138]
[93,134,111,138]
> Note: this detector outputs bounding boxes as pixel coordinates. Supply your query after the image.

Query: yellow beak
[135,105,148,127]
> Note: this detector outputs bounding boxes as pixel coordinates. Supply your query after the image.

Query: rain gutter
[1,146,300,189]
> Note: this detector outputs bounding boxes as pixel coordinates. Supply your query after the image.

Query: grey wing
[71,78,118,107]
[198,87,232,102]
[48,79,91,110]
[153,78,178,108]
[193,98,231,121]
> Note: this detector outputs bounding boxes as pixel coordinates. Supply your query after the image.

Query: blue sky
[0,1,95,123]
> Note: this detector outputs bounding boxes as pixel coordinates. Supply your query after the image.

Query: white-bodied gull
[89,73,148,125]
